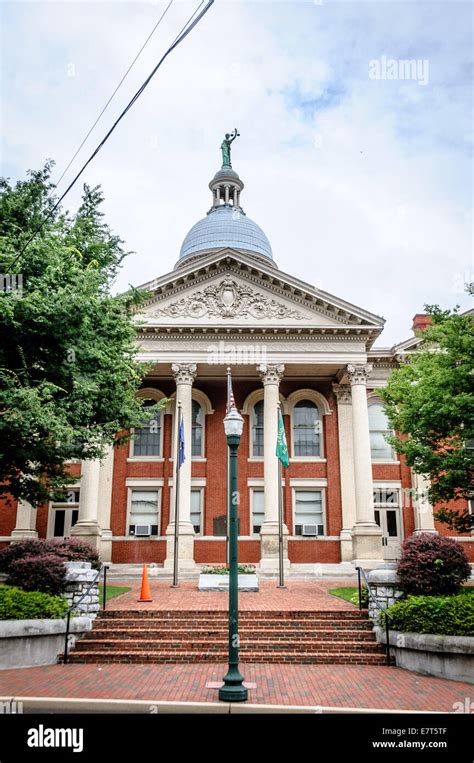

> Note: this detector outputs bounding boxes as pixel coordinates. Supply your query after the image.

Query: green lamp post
[219,405,248,702]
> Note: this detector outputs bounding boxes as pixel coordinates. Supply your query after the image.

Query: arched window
[292,400,320,457]
[134,400,162,457]
[192,400,203,457]
[252,399,264,457]
[368,401,393,460]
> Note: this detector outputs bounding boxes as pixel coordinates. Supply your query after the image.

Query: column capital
[257,363,285,385]
[332,382,352,404]
[171,363,197,385]
[347,363,372,385]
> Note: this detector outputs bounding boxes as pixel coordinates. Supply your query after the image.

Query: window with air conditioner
[251,489,265,535]
[294,490,324,536]
[129,490,160,536]
[191,489,203,534]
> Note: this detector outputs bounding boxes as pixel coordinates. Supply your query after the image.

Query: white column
[224,184,230,204]
[70,458,102,551]
[347,363,383,566]
[257,363,289,571]
[412,471,437,534]
[11,499,38,540]
[164,363,197,570]
[332,383,357,562]
[97,444,115,561]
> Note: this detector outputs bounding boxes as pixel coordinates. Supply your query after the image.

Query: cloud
[2,0,472,345]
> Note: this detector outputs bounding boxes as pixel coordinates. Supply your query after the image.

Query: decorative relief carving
[171,363,197,385]
[332,383,352,404]
[151,277,306,320]
[257,363,285,384]
[347,363,373,385]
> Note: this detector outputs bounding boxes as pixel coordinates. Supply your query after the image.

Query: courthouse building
[2,148,472,570]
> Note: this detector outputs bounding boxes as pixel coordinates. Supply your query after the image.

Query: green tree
[381,305,474,532]
[0,162,161,507]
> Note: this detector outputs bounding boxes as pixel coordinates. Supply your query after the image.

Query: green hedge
[0,585,68,620]
[381,592,474,637]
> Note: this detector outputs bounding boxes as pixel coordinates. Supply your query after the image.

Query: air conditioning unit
[135,524,151,537]
[302,524,318,536]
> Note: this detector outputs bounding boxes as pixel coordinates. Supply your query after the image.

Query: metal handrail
[63,564,108,665]
[355,566,394,667]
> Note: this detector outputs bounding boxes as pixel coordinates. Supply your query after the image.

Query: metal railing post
[357,566,362,611]
[385,612,391,666]
[64,610,71,665]
[356,565,394,667]
[102,565,107,611]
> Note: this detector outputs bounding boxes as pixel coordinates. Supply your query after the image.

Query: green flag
[276,409,289,468]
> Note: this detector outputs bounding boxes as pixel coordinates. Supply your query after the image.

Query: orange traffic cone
[137,564,152,602]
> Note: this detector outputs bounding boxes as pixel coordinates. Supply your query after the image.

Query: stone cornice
[137,330,375,343]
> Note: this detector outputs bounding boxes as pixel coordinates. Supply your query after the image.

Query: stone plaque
[213,516,240,536]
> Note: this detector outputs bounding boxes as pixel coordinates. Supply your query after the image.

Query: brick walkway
[106,580,356,611]
[0,663,471,712]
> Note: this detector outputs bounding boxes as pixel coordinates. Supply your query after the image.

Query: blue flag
[178,414,185,468]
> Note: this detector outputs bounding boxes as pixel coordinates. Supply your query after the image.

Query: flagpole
[171,400,181,588]
[277,402,286,588]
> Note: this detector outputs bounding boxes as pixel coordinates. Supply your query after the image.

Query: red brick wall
[112,540,166,564]
[0,496,17,538]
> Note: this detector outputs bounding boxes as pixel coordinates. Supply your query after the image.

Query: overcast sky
[2,0,473,346]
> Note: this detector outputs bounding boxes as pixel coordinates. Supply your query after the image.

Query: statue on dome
[220,129,240,168]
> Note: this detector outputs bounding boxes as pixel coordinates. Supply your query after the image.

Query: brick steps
[67,651,387,665]
[66,608,387,665]
[76,638,377,652]
[84,629,375,642]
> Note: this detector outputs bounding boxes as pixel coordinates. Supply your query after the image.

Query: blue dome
[179,205,273,262]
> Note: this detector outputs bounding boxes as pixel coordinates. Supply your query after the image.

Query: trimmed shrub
[0,585,68,620]
[381,593,474,637]
[6,554,67,596]
[0,538,100,573]
[397,533,471,596]
[48,539,101,571]
[0,539,48,573]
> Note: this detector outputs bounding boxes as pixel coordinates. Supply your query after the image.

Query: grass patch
[328,587,358,604]
[98,584,131,603]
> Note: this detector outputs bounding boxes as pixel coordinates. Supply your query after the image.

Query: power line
[54,0,175,190]
[7,0,213,271]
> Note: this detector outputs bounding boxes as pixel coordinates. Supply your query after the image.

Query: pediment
[135,251,385,334]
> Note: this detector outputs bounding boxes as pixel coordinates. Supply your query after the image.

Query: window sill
[127,457,164,462]
[371,460,400,465]
[290,535,339,541]
[289,458,327,463]
[248,457,264,462]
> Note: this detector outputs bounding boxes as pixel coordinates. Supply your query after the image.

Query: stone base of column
[70,521,102,552]
[259,522,290,571]
[339,528,353,562]
[164,522,196,571]
[351,523,383,568]
[10,529,39,541]
[413,528,438,535]
[99,529,113,562]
